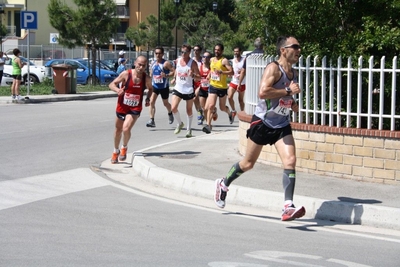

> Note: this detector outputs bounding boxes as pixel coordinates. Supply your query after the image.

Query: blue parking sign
[21,11,38,30]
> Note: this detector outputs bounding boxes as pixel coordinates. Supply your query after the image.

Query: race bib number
[211,71,220,81]
[201,78,209,87]
[153,75,163,84]
[272,98,293,116]
[123,93,140,107]
[178,71,188,82]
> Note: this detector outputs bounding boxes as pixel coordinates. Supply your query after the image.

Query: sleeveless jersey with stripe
[151,59,170,89]
[254,62,297,129]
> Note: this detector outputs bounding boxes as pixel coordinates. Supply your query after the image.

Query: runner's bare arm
[109,71,128,96]
[145,76,153,99]
[164,61,175,79]
[222,58,233,75]
[191,61,200,82]
[258,63,285,99]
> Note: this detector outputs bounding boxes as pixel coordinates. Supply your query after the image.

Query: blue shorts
[116,111,141,121]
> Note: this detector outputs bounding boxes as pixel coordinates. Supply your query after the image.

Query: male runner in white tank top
[170,44,200,138]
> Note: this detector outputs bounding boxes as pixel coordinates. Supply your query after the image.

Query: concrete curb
[0,92,116,104]
[131,154,400,230]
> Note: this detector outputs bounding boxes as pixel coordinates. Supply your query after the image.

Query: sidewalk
[102,129,400,231]
[3,91,399,230]
[0,91,116,104]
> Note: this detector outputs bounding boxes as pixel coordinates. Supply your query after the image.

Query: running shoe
[174,122,184,134]
[168,113,174,124]
[146,119,156,128]
[119,147,127,161]
[202,125,211,134]
[11,95,16,100]
[185,130,193,138]
[281,204,306,221]
[229,111,237,124]
[214,178,228,208]
[197,110,203,120]
[16,95,25,101]
[212,109,218,121]
[197,115,204,125]
[111,151,119,164]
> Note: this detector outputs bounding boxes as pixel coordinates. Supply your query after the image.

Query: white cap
[119,50,125,56]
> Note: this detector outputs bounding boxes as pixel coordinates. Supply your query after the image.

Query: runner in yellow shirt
[203,44,234,133]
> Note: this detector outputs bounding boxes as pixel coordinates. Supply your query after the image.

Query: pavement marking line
[0,168,112,211]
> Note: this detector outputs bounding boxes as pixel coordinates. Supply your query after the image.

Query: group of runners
[108,36,306,222]
[144,43,246,137]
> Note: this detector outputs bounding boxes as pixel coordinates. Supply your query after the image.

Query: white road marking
[0,168,112,210]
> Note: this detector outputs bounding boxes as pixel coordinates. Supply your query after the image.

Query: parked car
[103,58,134,71]
[44,59,118,85]
[4,56,46,84]
[1,72,14,86]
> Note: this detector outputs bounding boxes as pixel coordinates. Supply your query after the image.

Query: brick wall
[238,112,400,185]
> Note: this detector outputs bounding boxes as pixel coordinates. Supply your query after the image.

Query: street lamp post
[174,0,180,59]
[157,0,160,46]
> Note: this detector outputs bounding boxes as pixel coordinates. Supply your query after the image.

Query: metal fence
[2,44,156,65]
[245,55,400,131]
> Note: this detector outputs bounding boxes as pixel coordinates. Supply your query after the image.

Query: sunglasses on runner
[283,44,301,50]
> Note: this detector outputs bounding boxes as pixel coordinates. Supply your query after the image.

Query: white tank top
[175,58,194,94]
[231,56,245,85]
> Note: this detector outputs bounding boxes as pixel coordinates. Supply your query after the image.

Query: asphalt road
[0,98,399,266]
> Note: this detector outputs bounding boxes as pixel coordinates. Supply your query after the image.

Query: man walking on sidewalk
[214,36,306,221]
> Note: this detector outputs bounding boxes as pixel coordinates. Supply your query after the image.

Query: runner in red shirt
[109,55,153,163]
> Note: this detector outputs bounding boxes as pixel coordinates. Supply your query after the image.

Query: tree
[125,14,173,51]
[177,4,233,51]
[233,0,400,59]
[233,0,400,130]
[0,24,7,48]
[48,0,120,85]
[160,0,242,52]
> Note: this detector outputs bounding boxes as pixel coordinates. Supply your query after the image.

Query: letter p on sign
[21,11,38,30]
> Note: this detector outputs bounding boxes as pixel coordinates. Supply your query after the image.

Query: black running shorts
[153,86,170,100]
[246,115,292,146]
[208,85,228,97]
[172,89,195,100]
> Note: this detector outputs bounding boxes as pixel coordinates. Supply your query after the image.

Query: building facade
[0,0,180,54]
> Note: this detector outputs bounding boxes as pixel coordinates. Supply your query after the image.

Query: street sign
[50,33,59,44]
[21,11,38,30]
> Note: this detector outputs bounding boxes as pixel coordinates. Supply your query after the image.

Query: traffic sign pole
[21,11,38,97]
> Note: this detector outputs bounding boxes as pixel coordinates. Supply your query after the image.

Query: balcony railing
[116,6,129,18]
